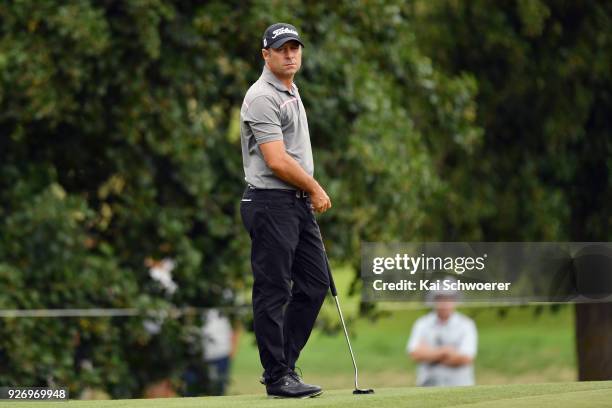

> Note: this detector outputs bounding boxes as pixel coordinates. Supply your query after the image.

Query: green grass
[5,382,612,408]
[229,265,576,394]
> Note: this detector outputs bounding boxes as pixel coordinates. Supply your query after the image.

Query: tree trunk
[569,113,611,380]
[574,303,612,380]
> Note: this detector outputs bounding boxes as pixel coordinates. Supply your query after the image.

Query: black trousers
[240,187,330,383]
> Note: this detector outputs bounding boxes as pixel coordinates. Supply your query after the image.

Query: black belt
[247,184,309,198]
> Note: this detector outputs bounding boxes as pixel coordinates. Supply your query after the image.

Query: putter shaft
[318,228,373,394]
[332,294,360,390]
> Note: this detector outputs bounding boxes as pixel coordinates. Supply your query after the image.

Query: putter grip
[325,256,338,297]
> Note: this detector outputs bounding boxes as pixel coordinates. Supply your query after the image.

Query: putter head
[353,388,374,394]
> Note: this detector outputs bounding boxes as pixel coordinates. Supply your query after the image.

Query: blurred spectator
[143,379,177,398]
[73,331,111,400]
[141,314,179,398]
[145,258,178,295]
[202,308,240,395]
[141,258,181,398]
[406,278,477,386]
[183,309,241,396]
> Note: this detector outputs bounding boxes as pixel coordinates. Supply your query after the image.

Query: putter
[323,253,375,395]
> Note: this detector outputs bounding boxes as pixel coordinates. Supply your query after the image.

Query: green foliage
[293,2,483,269]
[0,0,248,397]
[412,0,612,241]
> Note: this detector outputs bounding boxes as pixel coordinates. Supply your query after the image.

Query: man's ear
[262,48,269,61]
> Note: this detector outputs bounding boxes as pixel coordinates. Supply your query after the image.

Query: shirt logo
[271,27,298,39]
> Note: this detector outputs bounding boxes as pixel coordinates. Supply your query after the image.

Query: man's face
[434,295,456,321]
[263,40,302,77]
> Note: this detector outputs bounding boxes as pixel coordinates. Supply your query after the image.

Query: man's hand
[435,346,454,361]
[309,184,331,213]
[410,343,447,363]
[438,346,473,367]
[409,343,471,366]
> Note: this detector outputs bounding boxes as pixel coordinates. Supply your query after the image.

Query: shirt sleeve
[457,319,477,358]
[243,95,284,145]
[406,319,425,354]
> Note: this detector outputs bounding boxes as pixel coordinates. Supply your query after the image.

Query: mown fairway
[4,382,612,408]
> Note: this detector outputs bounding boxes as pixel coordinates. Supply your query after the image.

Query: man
[180,308,234,396]
[239,22,332,399]
[406,280,477,386]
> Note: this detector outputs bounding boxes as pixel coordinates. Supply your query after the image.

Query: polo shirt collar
[262,65,297,95]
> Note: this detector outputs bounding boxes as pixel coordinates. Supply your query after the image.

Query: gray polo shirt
[240,65,314,189]
[407,311,477,386]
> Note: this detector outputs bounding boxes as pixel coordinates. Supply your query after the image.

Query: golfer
[406,278,477,386]
[239,23,331,399]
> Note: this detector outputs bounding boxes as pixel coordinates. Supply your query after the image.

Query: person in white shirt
[406,280,477,386]
[183,309,241,396]
[201,309,240,395]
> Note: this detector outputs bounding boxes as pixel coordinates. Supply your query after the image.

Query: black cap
[262,23,304,49]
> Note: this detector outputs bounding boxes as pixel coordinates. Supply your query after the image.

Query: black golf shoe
[265,373,323,398]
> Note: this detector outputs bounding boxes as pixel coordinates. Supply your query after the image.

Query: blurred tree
[0,0,250,396]
[0,0,481,396]
[413,0,612,379]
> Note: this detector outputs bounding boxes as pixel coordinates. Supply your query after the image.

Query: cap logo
[271,27,298,39]
[263,38,267,47]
